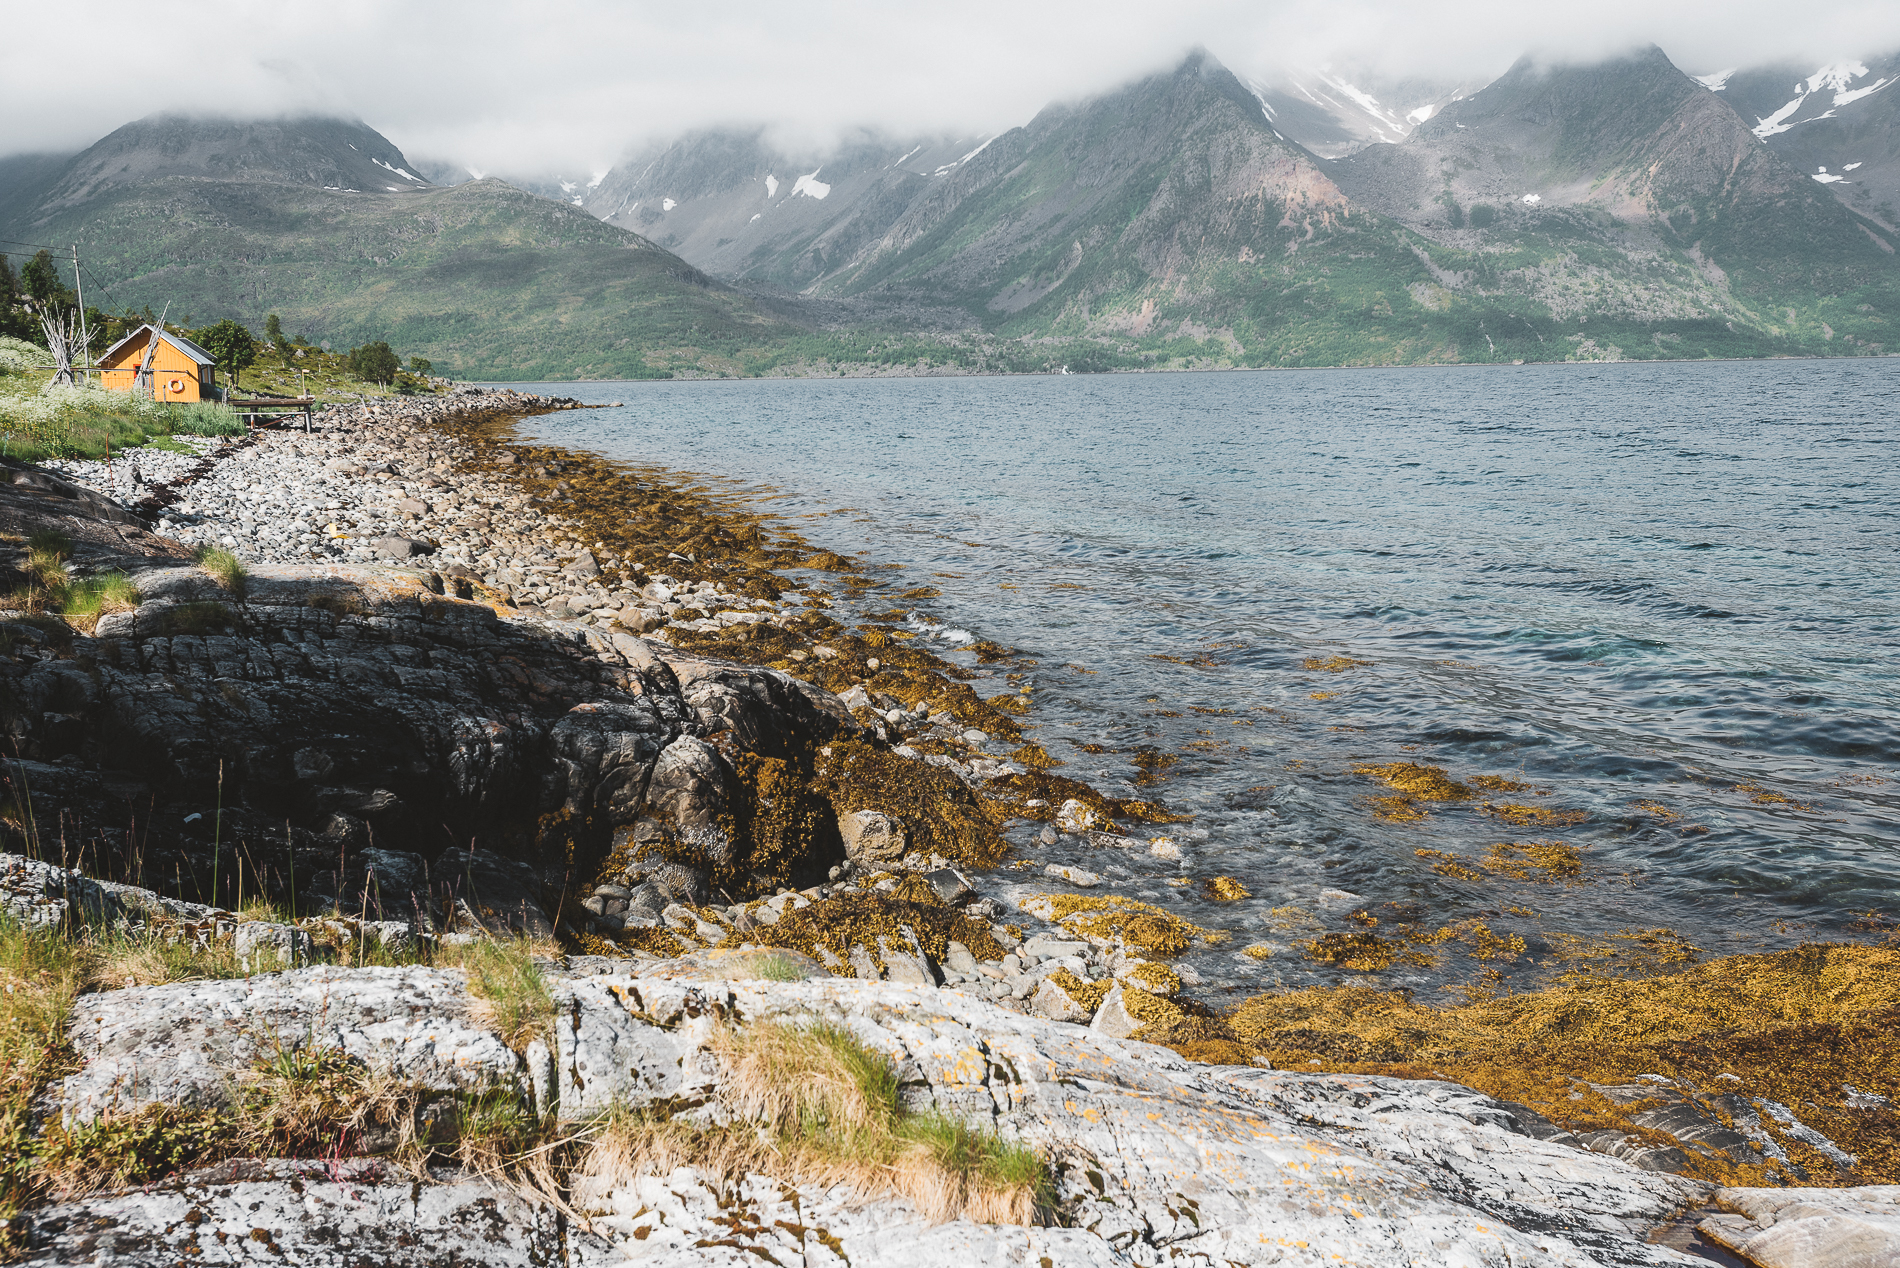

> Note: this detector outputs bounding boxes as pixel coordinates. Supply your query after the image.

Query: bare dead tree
[133,305,170,398]
[36,304,83,387]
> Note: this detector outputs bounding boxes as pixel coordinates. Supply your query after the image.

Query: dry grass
[571,1020,1048,1226]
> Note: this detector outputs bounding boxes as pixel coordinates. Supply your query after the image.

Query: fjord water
[518,360,1900,1001]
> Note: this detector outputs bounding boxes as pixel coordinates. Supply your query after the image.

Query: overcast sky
[6,0,1898,175]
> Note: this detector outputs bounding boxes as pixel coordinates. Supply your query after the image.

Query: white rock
[1030,975,1092,1023]
[1090,980,1143,1040]
[1699,1184,1900,1268]
[56,966,522,1122]
[234,920,314,971]
[1054,798,1101,834]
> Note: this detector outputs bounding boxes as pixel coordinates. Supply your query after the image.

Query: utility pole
[70,244,93,382]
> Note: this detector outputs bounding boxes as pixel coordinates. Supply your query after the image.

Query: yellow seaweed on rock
[1354,762,1476,823]
[1202,876,1251,901]
[1302,656,1374,673]
[751,890,1003,976]
[1482,840,1583,882]
[815,741,1011,870]
[1016,894,1210,958]
[1481,802,1589,828]
[1150,943,1900,1186]
[1354,762,1475,801]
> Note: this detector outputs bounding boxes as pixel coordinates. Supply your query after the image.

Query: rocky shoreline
[1,390,1894,1266]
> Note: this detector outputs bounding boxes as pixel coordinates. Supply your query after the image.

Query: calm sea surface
[509,361,1900,1002]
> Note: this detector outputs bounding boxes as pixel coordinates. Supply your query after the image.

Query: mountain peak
[31,114,429,215]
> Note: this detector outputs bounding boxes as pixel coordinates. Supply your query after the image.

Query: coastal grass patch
[1144,942,1900,1187]
[0,532,138,632]
[0,365,243,463]
[0,915,555,1210]
[573,1020,1050,1226]
[192,545,247,598]
[437,935,556,1051]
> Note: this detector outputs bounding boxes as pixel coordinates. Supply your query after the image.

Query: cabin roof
[100,324,217,369]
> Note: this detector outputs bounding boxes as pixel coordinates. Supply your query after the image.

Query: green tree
[264,312,289,354]
[408,356,432,376]
[21,250,69,307]
[195,319,259,391]
[347,341,400,385]
[0,256,32,341]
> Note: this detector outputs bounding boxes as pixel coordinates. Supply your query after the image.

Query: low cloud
[4,0,1897,175]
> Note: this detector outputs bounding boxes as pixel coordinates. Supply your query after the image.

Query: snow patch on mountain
[1407,104,1436,123]
[1810,61,1871,94]
[934,136,996,176]
[1833,76,1895,107]
[1751,61,1895,138]
[764,174,779,198]
[373,159,423,183]
[1695,69,1736,91]
[792,170,830,200]
[662,198,676,211]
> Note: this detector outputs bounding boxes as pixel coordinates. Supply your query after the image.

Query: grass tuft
[192,546,247,599]
[572,1020,1050,1226]
[438,936,556,1051]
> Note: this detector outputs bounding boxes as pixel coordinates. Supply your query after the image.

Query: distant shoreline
[473,348,1900,387]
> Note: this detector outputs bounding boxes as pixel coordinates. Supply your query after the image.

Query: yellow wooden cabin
[97,325,218,403]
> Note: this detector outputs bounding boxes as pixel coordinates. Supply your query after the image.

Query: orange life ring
[167,378,184,394]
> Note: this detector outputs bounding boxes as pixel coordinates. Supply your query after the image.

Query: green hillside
[12,159,799,380]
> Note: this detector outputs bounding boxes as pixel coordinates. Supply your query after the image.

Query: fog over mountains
[2,39,1895,378]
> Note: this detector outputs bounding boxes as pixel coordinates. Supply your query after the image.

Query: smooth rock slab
[56,966,521,1121]
[1699,1185,1900,1267]
[18,1159,611,1267]
[584,976,1711,1265]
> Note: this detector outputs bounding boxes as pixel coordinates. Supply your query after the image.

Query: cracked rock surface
[25,964,1722,1267]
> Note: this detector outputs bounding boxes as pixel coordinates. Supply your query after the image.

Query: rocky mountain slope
[0,117,795,379]
[1327,47,1898,351]
[584,128,989,290]
[1708,55,1900,227]
[6,43,1898,377]
[1245,65,1476,158]
[582,47,1899,367]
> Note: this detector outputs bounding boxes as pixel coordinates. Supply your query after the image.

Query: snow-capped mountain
[1244,66,1478,158]
[1703,55,1900,225]
[579,130,988,289]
